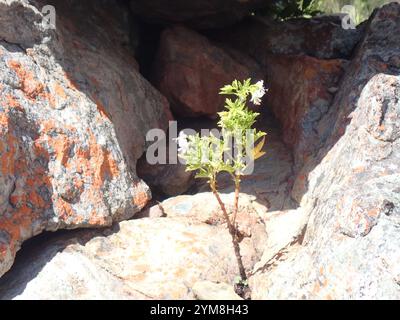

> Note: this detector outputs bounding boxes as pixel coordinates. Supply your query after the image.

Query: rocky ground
[0,0,399,300]
[0,110,300,299]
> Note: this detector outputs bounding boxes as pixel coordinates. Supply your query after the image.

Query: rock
[211,15,365,60]
[250,3,400,299]
[210,15,361,169]
[136,157,195,197]
[151,25,263,117]
[192,281,242,300]
[129,0,268,30]
[0,192,268,299]
[158,192,268,257]
[253,209,307,272]
[0,0,172,278]
[265,54,347,169]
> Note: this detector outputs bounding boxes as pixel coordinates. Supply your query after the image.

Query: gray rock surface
[251,3,400,299]
[212,15,364,60]
[0,193,268,300]
[192,281,243,300]
[0,0,399,301]
[0,0,171,278]
[136,158,195,197]
[211,14,364,171]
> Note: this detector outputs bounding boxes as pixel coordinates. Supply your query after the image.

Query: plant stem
[232,174,241,227]
[210,179,247,282]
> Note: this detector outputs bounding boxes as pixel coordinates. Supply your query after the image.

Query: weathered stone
[265,54,347,169]
[251,3,400,299]
[253,208,307,273]
[136,157,195,197]
[130,0,268,30]
[151,25,263,117]
[0,0,172,278]
[210,15,360,169]
[0,193,268,299]
[211,15,364,60]
[159,192,268,258]
[192,281,243,300]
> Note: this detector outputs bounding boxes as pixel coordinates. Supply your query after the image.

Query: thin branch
[232,174,241,227]
[210,179,247,282]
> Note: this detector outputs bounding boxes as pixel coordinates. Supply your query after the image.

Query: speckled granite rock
[192,281,243,300]
[251,3,400,299]
[0,0,171,278]
[0,193,268,300]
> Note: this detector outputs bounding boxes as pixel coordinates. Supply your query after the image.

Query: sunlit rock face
[251,3,400,299]
[0,193,268,300]
[0,0,399,301]
[0,0,172,277]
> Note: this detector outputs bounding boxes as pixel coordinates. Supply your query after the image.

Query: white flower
[174,131,190,155]
[251,80,266,106]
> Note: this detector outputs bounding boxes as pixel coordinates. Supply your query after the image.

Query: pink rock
[152,25,263,117]
[265,54,347,168]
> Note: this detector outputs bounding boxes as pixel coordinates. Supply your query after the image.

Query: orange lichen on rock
[54,200,76,221]
[34,120,125,224]
[5,94,23,111]
[133,189,150,209]
[79,132,120,188]
[46,82,68,109]
[87,212,109,225]
[8,60,45,100]
[0,114,17,177]
[53,82,67,101]
[0,118,52,258]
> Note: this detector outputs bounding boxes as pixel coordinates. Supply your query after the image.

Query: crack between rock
[251,223,308,276]
[0,39,26,53]
[89,260,156,299]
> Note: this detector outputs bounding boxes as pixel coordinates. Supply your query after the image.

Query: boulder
[253,208,308,273]
[250,3,400,299]
[159,192,267,248]
[151,25,263,117]
[0,193,268,299]
[129,0,268,30]
[265,54,347,169]
[211,15,365,60]
[210,15,363,169]
[0,0,172,278]
[136,157,195,197]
